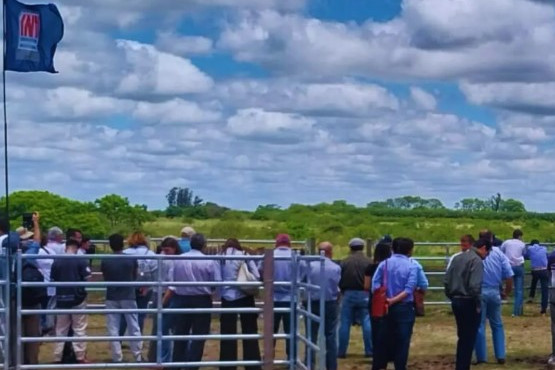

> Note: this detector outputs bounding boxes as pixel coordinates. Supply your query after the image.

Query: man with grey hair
[37,226,65,335]
[47,227,65,255]
[338,238,372,358]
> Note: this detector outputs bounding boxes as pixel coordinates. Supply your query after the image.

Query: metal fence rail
[9,250,327,370]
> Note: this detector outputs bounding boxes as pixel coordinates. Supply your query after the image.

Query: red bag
[371,261,388,319]
[414,288,425,317]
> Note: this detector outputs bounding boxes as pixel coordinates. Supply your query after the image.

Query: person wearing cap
[304,241,341,370]
[16,226,34,247]
[179,226,195,254]
[272,233,298,358]
[338,237,372,358]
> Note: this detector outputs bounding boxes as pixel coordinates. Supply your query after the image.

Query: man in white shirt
[501,229,526,316]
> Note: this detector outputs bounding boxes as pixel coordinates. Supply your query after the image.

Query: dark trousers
[529,270,549,312]
[219,296,261,370]
[120,290,152,336]
[452,298,481,370]
[171,294,212,370]
[273,301,293,358]
[372,303,415,370]
[305,301,339,370]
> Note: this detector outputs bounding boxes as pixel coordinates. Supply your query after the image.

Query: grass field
[36,304,552,369]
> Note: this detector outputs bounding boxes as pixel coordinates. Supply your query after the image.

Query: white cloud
[133,99,221,124]
[227,108,317,143]
[156,32,214,55]
[410,87,437,110]
[116,40,214,96]
[461,81,555,115]
[218,79,399,115]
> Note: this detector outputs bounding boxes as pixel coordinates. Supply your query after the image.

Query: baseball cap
[348,237,365,248]
[180,226,196,237]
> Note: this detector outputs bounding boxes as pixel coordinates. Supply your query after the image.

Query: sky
[3,0,555,211]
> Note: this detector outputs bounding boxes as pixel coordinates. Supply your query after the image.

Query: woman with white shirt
[37,232,57,335]
[219,238,261,370]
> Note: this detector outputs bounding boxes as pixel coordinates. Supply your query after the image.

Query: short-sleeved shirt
[101,256,138,301]
[51,258,91,308]
[340,251,372,292]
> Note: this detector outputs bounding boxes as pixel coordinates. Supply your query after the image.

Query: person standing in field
[445,238,489,370]
[304,241,341,370]
[121,232,157,335]
[525,239,549,315]
[101,233,143,363]
[501,229,526,316]
[474,231,513,365]
[51,239,92,364]
[271,234,298,359]
[179,226,195,254]
[371,237,418,370]
[148,236,181,364]
[164,233,221,370]
[338,238,372,358]
[219,238,261,370]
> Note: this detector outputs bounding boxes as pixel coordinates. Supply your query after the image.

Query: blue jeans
[306,301,339,370]
[338,290,372,356]
[531,270,549,313]
[474,287,505,362]
[372,303,415,370]
[120,290,152,336]
[512,265,524,316]
[147,294,173,363]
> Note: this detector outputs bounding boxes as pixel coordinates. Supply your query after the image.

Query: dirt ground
[35,303,553,369]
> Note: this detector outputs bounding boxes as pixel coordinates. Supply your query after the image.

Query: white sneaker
[547,355,555,366]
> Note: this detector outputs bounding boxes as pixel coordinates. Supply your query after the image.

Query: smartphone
[22,213,33,229]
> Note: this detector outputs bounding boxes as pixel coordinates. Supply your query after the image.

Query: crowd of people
[0,214,553,370]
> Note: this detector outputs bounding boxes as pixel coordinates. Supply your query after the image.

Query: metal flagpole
[2,1,12,368]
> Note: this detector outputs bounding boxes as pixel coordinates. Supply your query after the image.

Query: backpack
[21,262,47,307]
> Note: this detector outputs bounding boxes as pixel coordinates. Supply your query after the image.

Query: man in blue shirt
[474,232,513,365]
[304,241,341,370]
[178,226,195,253]
[372,238,418,370]
[272,234,296,358]
[525,240,549,314]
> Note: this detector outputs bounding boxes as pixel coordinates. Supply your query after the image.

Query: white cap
[180,226,196,236]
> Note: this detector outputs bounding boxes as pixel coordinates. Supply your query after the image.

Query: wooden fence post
[366,239,374,259]
[307,238,316,255]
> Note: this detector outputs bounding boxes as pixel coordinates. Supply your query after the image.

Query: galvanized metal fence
[7,249,327,369]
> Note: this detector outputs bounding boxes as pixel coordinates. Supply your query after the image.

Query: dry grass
[36,304,553,369]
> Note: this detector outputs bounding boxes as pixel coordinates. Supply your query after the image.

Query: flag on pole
[4,0,64,73]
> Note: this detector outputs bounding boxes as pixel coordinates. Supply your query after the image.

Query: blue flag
[4,0,64,73]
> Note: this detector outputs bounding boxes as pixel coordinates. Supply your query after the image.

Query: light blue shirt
[221,248,260,301]
[123,245,158,275]
[525,244,548,270]
[179,238,191,254]
[372,254,418,303]
[273,246,301,302]
[305,257,341,301]
[170,249,222,296]
[411,258,429,291]
[482,247,514,288]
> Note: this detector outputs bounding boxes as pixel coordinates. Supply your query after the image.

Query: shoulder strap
[383,260,387,287]
[40,246,51,255]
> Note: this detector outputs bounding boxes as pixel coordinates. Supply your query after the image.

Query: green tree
[499,199,526,213]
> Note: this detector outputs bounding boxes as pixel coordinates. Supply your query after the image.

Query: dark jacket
[444,247,484,300]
